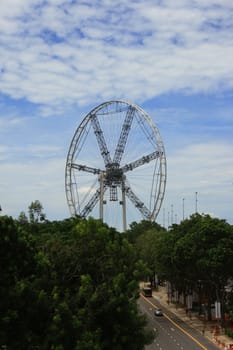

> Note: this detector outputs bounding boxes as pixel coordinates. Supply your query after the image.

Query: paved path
[152,286,233,350]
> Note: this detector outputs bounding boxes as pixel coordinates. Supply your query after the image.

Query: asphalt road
[138,295,219,350]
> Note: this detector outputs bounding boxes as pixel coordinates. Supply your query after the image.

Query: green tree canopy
[154,213,233,322]
[0,215,154,349]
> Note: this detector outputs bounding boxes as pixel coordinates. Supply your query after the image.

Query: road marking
[141,294,209,350]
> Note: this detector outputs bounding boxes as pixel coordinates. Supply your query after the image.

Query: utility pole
[195,191,198,213]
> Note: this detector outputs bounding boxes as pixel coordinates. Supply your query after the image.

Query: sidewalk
[153,286,233,350]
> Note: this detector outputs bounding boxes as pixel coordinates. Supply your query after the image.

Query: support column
[121,177,127,232]
[99,173,105,221]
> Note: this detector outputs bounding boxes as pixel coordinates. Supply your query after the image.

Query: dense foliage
[128,214,233,325]
[1,204,233,348]
[0,214,153,350]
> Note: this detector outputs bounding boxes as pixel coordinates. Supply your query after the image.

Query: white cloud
[0,117,25,130]
[0,144,64,162]
[168,142,233,189]
[0,157,69,219]
[158,141,233,225]
[0,146,10,161]
[0,0,232,112]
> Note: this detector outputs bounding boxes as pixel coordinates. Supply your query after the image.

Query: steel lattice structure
[65,100,166,231]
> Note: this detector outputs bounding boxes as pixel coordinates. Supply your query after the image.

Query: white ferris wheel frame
[65,100,167,231]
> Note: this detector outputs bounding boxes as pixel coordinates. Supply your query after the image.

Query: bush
[225,328,233,339]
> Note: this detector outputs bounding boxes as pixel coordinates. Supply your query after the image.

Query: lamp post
[171,204,173,225]
[182,198,185,220]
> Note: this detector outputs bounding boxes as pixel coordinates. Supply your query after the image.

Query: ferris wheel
[65,100,166,231]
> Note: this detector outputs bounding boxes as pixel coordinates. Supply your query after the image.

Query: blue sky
[0,0,233,228]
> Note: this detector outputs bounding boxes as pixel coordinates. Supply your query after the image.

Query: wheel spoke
[124,181,152,220]
[80,186,103,217]
[121,151,162,173]
[91,113,112,166]
[71,162,102,175]
[113,105,135,165]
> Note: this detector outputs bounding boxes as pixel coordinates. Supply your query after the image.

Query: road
[138,295,219,350]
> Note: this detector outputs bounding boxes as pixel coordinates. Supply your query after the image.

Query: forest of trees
[1,201,233,349]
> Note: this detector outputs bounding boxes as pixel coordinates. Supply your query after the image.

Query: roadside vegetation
[127,215,233,330]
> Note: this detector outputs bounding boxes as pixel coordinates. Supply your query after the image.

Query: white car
[154,308,163,316]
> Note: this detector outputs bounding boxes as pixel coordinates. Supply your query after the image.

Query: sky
[0,0,233,229]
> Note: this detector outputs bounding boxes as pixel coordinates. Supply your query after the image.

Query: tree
[28,200,46,223]
[125,220,164,244]
[1,215,154,349]
[42,217,154,349]
[133,224,166,287]
[154,214,233,324]
[0,215,39,348]
[17,211,28,224]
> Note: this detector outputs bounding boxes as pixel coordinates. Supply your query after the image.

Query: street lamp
[182,198,185,220]
[171,204,174,224]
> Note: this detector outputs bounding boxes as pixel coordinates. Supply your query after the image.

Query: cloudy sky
[0,0,233,228]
